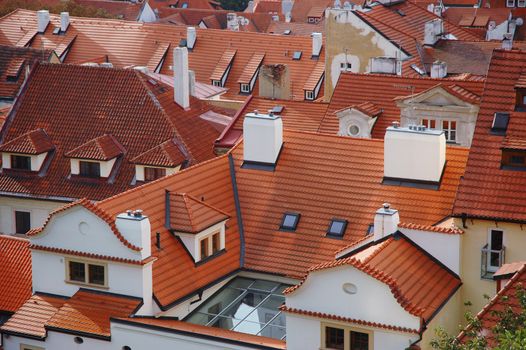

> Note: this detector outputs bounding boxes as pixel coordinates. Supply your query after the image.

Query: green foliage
[430,286,526,350]
[0,0,115,19]
[219,0,248,12]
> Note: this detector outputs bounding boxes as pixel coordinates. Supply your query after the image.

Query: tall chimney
[430,60,447,78]
[373,203,400,241]
[37,10,50,33]
[424,18,443,46]
[115,210,152,260]
[60,12,70,32]
[384,124,446,183]
[312,32,322,58]
[243,111,283,166]
[174,47,190,109]
[187,27,196,50]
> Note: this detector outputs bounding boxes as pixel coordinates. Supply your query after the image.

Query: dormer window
[10,155,31,170]
[516,89,526,111]
[130,139,185,183]
[144,167,166,181]
[0,129,54,173]
[280,213,300,231]
[79,161,101,178]
[305,90,315,100]
[491,112,510,135]
[238,52,265,94]
[240,83,250,93]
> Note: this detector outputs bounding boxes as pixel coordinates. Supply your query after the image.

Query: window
[491,112,510,134]
[502,150,526,169]
[507,0,516,6]
[10,155,31,170]
[240,83,250,93]
[212,80,222,87]
[422,118,436,129]
[200,237,210,260]
[348,124,360,136]
[482,229,505,278]
[325,327,344,349]
[79,161,100,178]
[66,259,107,287]
[280,213,300,231]
[144,167,166,182]
[350,331,369,350]
[199,231,223,260]
[327,219,348,238]
[516,89,526,110]
[292,51,302,60]
[305,90,315,100]
[442,120,457,142]
[323,325,371,350]
[340,62,352,71]
[519,0,526,6]
[212,232,221,254]
[15,211,31,234]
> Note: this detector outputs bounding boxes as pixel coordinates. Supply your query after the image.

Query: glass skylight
[280,213,300,231]
[327,219,347,237]
[185,277,290,340]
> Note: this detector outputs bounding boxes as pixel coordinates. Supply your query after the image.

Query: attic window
[367,223,374,235]
[53,27,60,35]
[396,9,406,16]
[79,161,101,178]
[502,150,526,170]
[280,213,300,231]
[179,38,187,47]
[491,112,510,135]
[516,89,526,111]
[10,155,31,171]
[327,219,348,238]
[271,105,284,114]
[240,83,250,93]
[292,51,302,60]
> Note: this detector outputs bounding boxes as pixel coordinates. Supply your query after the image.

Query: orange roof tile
[114,317,286,349]
[453,49,526,221]
[303,60,324,91]
[237,52,265,84]
[168,192,229,233]
[306,6,325,18]
[397,222,463,234]
[290,0,331,23]
[0,293,67,338]
[493,261,526,279]
[146,41,170,72]
[210,49,236,82]
[286,234,461,322]
[64,134,124,161]
[46,289,141,338]
[0,235,31,313]
[0,128,54,155]
[130,139,186,167]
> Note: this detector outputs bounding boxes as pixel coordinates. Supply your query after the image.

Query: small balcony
[481,244,505,279]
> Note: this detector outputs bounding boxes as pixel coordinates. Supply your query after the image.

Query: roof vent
[283,29,291,35]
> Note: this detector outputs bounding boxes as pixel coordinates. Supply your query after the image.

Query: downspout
[228,153,246,267]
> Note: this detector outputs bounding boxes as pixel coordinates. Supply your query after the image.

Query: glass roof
[185,277,290,340]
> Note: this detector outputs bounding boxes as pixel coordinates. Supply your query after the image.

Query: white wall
[135,165,180,182]
[175,221,226,263]
[1,152,48,172]
[3,331,111,350]
[0,196,62,234]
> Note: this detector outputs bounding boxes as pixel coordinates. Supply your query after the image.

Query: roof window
[327,219,348,238]
[52,27,60,35]
[491,112,510,135]
[367,223,374,235]
[283,29,291,35]
[292,51,302,60]
[280,213,300,231]
[271,105,284,114]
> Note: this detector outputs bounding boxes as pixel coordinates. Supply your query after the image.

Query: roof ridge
[398,222,464,234]
[181,193,198,232]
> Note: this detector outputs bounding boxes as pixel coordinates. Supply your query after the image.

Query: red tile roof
[320,72,484,139]
[46,289,141,338]
[237,53,265,84]
[0,128,54,155]
[64,134,124,161]
[130,139,186,167]
[285,234,461,322]
[0,235,31,313]
[210,49,237,82]
[290,0,332,23]
[493,261,526,279]
[0,10,323,101]
[0,63,223,201]
[397,222,464,235]
[266,21,324,36]
[168,192,229,233]
[453,49,526,221]
[0,294,67,338]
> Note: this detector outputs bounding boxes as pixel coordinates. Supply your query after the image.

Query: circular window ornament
[342,283,357,295]
[79,221,90,235]
[74,336,84,344]
[348,124,360,136]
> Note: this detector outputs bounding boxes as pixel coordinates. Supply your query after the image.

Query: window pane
[79,161,100,178]
[11,155,31,170]
[491,230,503,250]
[350,331,369,350]
[325,327,344,349]
[221,291,268,320]
[88,264,105,285]
[200,238,209,259]
[212,233,221,254]
[15,211,31,234]
[144,167,166,182]
[232,320,265,335]
[69,261,85,282]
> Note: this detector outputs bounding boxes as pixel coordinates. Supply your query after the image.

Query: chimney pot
[373,204,399,241]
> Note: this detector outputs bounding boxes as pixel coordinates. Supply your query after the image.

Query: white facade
[336,108,377,138]
[70,158,116,178]
[0,196,62,234]
[174,47,190,109]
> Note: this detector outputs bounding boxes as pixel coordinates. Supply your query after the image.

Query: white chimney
[37,10,50,33]
[174,47,190,109]
[430,60,447,78]
[282,0,294,16]
[312,32,322,57]
[370,57,399,75]
[502,33,513,50]
[115,210,152,260]
[384,124,446,183]
[189,70,196,97]
[243,111,283,165]
[373,203,400,241]
[60,12,70,32]
[227,13,240,31]
[187,27,196,50]
[424,18,443,46]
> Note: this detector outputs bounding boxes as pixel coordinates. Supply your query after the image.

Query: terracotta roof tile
[210,49,236,82]
[64,134,124,161]
[398,222,463,234]
[237,52,265,84]
[306,6,325,18]
[501,136,526,150]
[290,0,331,22]
[0,235,31,313]
[146,42,170,72]
[303,60,324,91]
[130,139,186,167]
[169,192,230,233]
[0,128,54,155]
[46,289,141,338]
[493,261,526,279]
[0,293,67,338]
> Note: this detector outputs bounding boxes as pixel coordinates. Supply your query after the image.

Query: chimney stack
[187,27,196,50]
[60,12,70,32]
[502,33,513,50]
[312,32,322,58]
[430,60,447,78]
[115,210,152,260]
[174,47,190,109]
[373,203,400,241]
[384,125,446,183]
[370,57,399,75]
[243,111,283,166]
[37,10,50,33]
[424,18,443,46]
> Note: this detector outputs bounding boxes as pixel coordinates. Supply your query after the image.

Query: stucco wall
[0,196,63,234]
[3,332,110,350]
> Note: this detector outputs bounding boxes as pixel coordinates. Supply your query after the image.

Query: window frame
[280,212,301,231]
[486,229,505,273]
[305,90,315,100]
[327,219,348,238]
[14,210,31,234]
[321,323,373,350]
[10,154,31,171]
[501,149,526,169]
[79,160,101,178]
[65,258,108,288]
[507,0,516,6]
[144,166,167,182]
[420,118,457,142]
[240,83,251,93]
[198,230,223,261]
[519,0,526,6]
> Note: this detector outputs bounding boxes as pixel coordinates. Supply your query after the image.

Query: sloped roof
[321,72,484,139]
[130,139,186,167]
[168,192,230,233]
[0,235,31,313]
[0,10,323,101]
[0,128,54,155]
[285,234,461,322]
[0,63,223,201]
[454,49,526,221]
[64,134,124,161]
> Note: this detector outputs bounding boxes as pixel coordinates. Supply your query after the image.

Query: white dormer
[0,129,54,173]
[336,102,382,138]
[130,139,185,182]
[165,192,229,263]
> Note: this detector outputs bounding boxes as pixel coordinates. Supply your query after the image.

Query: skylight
[327,219,348,238]
[491,112,510,135]
[292,51,302,60]
[283,30,291,35]
[271,105,284,114]
[280,213,300,231]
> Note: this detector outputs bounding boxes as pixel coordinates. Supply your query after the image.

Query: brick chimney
[173,47,190,109]
[373,203,400,241]
[243,111,283,166]
[37,10,50,33]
